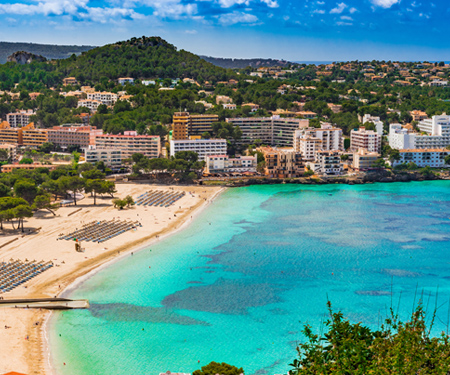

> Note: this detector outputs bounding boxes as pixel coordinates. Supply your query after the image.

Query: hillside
[0,36,237,90]
[56,37,236,84]
[0,41,94,63]
[200,55,294,69]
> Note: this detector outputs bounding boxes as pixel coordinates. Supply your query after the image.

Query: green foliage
[19,158,33,165]
[289,302,450,375]
[193,362,244,375]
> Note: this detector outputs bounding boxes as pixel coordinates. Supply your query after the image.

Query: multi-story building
[413,115,450,149]
[260,147,304,178]
[350,127,382,153]
[87,92,118,106]
[361,114,383,135]
[78,99,102,113]
[22,128,48,148]
[6,110,35,128]
[85,147,122,170]
[170,139,227,161]
[226,116,309,147]
[95,131,160,159]
[2,163,57,173]
[391,149,450,168]
[352,149,379,170]
[0,144,17,161]
[389,124,416,150]
[0,122,37,145]
[63,77,78,86]
[293,123,344,157]
[172,112,219,140]
[47,125,103,151]
[308,150,343,176]
[204,155,257,175]
[410,110,428,122]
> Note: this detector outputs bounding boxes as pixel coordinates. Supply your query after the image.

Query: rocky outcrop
[7,51,47,65]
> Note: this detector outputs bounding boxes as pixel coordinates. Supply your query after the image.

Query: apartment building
[85,147,122,170]
[352,149,379,170]
[170,139,227,161]
[293,123,344,156]
[226,116,309,147]
[361,114,383,135]
[389,124,416,150]
[272,117,309,147]
[95,131,160,159]
[2,163,57,173]
[416,115,450,149]
[308,150,343,176]
[6,110,35,128]
[172,112,219,140]
[350,127,382,153]
[391,149,450,168]
[260,147,304,178]
[78,99,102,113]
[0,122,35,145]
[87,92,118,106]
[22,128,48,148]
[204,155,257,175]
[0,144,17,161]
[47,125,103,151]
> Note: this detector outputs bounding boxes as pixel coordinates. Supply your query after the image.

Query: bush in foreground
[289,301,450,374]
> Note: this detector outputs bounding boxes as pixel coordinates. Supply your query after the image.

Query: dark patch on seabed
[162,277,284,315]
[89,303,210,326]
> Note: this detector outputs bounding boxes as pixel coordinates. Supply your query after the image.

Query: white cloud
[313,9,325,14]
[349,7,357,13]
[330,2,347,14]
[370,0,400,8]
[185,29,198,34]
[340,15,352,20]
[317,1,325,4]
[217,11,258,25]
[260,0,279,8]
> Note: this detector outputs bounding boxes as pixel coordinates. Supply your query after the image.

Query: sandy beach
[0,182,223,375]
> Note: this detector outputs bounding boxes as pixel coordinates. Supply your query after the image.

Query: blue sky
[0,0,448,61]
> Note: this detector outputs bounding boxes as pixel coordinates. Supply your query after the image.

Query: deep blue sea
[50,182,450,375]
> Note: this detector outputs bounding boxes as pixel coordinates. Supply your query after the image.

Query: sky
[0,0,448,61]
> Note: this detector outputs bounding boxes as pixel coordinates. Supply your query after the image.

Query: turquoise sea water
[50,182,450,375]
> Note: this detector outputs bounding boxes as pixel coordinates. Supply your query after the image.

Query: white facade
[389,124,416,150]
[118,77,134,85]
[362,114,384,136]
[78,99,102,113]
[6,110,35,128]
[293,123,343,160]
[350,127,382,153]
[85,147,122,170]
[391,149,450,168]
[87,92,118,106]
[308,150,343,176]
[205,155,257,174]
[95,132,160,159]
[416,115,450,149]
[170,139,227,161]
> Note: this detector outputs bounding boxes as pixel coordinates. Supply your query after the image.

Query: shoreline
[0,183,224,375]
[43,186,225,375]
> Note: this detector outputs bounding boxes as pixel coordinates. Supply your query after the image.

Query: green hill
[0,41,94,63]
[0,36,236,90]
[56,36,235,84]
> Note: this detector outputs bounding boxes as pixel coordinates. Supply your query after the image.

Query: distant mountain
[0,42,94,64]
[200,55,296,69]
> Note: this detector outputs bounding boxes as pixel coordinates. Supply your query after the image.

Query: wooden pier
[0,297,89,310]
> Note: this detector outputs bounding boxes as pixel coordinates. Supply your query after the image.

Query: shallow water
[50,182,450,375]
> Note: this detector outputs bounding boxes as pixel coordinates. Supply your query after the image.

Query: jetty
[0,297,89,310]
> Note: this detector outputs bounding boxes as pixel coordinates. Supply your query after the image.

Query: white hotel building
[391,149,450,168]
[170,139,227,161]
[389,115,450,150]
[294,123,343,160]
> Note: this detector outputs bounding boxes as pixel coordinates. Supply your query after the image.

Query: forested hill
[0,42,94,63]
[56,37,236,84]
[200,55,294,69]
